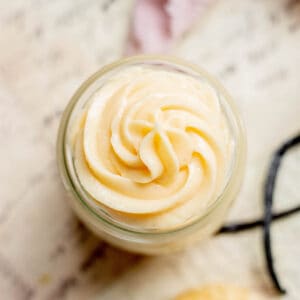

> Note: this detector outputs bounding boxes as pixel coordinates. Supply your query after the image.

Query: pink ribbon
[126,0,214,55]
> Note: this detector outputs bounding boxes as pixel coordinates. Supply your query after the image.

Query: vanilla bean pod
[218,133,300,294]
[219,204,300,234]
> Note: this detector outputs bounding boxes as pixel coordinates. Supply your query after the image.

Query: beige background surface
[0,0,299,299]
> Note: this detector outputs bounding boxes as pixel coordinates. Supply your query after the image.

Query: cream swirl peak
[72,66,233,227]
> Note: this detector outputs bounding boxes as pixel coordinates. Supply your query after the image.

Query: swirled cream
[71,66,233,229]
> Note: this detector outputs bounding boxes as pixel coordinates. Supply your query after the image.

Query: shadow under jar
[57,56,246,255]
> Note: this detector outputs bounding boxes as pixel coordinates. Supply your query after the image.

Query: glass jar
[57,56,246,255]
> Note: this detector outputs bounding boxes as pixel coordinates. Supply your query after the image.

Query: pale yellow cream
[71,66,233,229]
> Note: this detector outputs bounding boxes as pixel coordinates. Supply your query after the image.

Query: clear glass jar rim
[57,55,246,236]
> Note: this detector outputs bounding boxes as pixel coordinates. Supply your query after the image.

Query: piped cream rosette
[72,66,233,229]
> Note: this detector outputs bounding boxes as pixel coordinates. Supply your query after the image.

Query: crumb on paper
[38,273,52,285]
